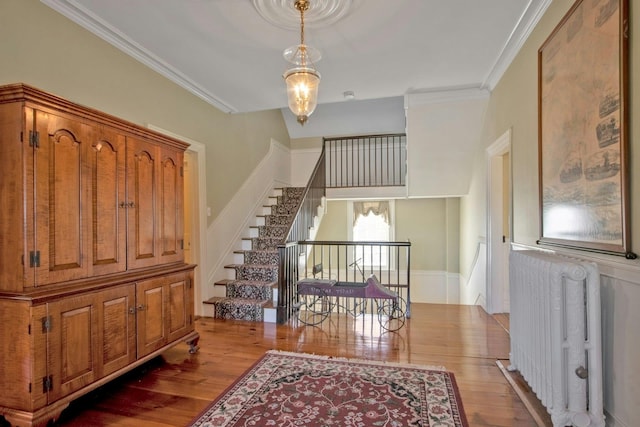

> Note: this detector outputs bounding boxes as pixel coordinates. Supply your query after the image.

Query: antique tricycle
[295,274,407,331]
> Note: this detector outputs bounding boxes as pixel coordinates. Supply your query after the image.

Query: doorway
[486,129,512,314]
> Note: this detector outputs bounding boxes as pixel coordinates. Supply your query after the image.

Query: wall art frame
[538,0,633,257]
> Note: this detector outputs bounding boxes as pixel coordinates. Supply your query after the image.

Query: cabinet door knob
[137,304,146,311]
[128,307,136,315]
[128,201,135,208]
[119,201,127,208]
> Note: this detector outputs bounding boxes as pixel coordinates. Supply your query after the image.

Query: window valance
[353,201,390,226]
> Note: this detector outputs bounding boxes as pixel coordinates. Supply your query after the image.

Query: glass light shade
[283,66,320,125]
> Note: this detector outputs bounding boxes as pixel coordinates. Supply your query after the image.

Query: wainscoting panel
[411,270,460,304]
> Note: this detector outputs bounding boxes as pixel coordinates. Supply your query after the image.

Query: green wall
[0,0,291,225]
[315,198,459,272]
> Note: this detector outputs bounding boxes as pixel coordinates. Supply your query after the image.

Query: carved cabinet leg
[187,334,200,354]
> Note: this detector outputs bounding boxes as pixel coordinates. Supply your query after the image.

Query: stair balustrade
[325,134,407,188]
[276,135,411,323]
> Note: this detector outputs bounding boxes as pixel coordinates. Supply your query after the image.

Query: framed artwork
[538,0,632,256]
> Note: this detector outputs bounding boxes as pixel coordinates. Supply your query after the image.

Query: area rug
[189,350,468,426]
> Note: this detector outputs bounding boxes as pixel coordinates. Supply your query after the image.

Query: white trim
[146,124,208,317]
[486,128,512,314]
[482,0,553,90]
[41,0,237,113]
[459,239,487,308]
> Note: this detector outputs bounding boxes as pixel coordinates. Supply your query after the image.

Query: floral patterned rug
[189,350,468,427]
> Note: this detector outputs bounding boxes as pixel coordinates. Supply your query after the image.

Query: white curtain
[352,201,390,226]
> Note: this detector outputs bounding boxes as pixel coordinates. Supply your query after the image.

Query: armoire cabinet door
[47,293,99,403]
[46,285,137,403]
[136,276,167,357]
[90,127,127,277]
[159,147,184,265]
[0,103,30,291]
[127,137,159,270]
[33,111,92,286]
[166,271,193,343]
[97,285,136,377]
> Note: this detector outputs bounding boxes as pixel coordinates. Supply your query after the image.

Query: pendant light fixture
[283,0,321,126]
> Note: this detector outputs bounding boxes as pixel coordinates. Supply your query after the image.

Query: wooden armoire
[0,84,199,427]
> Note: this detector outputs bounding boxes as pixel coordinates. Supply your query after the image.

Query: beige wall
[291,137,323,150]
[316,198,459,273]
[462,0,640,278]
[0,0,291,225]
[461,0,640,424]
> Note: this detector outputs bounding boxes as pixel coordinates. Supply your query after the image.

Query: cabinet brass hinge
[180,166,184,177]
[29,383,32,394]
[43,375,53,393]
[29,130,40,148]
[29,250,41,268]
[189,314,193,325]
[28,324,31,335]
[41,316,52,333]
[180,239,184,250]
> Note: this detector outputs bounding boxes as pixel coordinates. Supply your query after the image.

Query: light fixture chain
[295,0,309,46]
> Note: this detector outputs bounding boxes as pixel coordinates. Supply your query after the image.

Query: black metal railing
[276,146,326,322]
[285,146,326,243]
[300,240,411,315]
[324,134,407,188]
[277,240,411,323]
[276,134,411,324]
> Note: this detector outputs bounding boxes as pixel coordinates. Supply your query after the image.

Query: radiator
[508,250,604,427]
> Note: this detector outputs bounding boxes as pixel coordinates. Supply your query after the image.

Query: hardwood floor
[34,304,539,426]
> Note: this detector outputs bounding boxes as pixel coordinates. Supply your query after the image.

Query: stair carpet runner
[210,187,304,321]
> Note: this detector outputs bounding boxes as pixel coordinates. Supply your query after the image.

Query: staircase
[205,187,305,322]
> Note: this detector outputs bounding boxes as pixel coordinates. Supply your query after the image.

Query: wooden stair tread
[215,279,276,287]
[234,249,278,254]
[205,297,270,305]
[224,263,279,269]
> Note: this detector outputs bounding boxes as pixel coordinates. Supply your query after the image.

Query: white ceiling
[42,0,549,138]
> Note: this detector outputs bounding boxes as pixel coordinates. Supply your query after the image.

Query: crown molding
[482,0,553,90]
[404,86,490,108]
[40,0,238,113]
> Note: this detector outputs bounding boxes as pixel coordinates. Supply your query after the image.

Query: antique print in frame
[538,0,631,256]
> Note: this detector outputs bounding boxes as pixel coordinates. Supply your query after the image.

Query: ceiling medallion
[252,0,353,30]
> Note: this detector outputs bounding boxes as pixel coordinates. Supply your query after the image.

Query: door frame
[148,124,207,314]
[486,128,512,314]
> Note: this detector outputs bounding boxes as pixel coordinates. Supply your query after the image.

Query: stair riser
[235,265,278,282]
[265,215,291,227]
[226,283,273,300]
[270,205,298,215]
[282,187,304,199]
[251,238,282,251]
[243,251,279,265]
[258,226,288,239]
[213,301,264,321]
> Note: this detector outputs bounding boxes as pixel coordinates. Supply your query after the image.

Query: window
[349,200,394,269]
